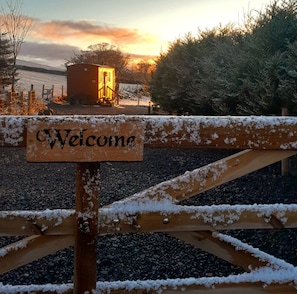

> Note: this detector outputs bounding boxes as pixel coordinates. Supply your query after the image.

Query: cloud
[18,42,81,67]
[33,19,156,47]
[19,42,80,60]
[18,19,160,67]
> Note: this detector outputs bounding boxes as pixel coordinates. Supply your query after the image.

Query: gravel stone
[0,147,296,285]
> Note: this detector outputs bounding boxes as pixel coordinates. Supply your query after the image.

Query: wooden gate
[0,115,297,293]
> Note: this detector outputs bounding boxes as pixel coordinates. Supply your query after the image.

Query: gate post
[26,118,144,293]
[74,162,100,294]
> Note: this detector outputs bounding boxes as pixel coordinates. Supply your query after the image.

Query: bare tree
[136,59,154,91]
[66,42,130,88]
[0,0,33,91]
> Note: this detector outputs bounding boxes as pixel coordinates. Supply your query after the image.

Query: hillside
[16,60,66,76]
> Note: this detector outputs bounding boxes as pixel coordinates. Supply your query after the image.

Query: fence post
[281,107,289,176]
[9,92,12,113]
[21,91,26,115]
[9,91,18,114]
[28,90,36,114]
[74,162,100,294]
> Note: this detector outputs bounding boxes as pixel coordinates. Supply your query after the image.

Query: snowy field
[17,69,66,97]
[17,69,151,106]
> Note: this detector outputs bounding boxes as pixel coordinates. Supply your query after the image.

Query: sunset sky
[6,0,273,68]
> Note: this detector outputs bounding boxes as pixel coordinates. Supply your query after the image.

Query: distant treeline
[17,65,66,76]
[17,64,143,84]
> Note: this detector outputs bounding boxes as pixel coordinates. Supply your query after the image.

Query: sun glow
[18,0,272,68]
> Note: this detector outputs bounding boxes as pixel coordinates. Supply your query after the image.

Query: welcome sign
[26,120,144,162]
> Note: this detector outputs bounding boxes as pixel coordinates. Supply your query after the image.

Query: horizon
[3,0,273,68]
[16,59,65,71]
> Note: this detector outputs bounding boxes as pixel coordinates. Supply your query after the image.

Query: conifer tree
[150,0,297,115]
[0,0,33,91]
[0,32,13,90]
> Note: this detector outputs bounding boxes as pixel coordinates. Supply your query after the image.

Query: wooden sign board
[26,120,144,162]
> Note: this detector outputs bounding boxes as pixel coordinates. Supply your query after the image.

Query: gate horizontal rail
[2,115,297,149]
[0,115,297,293]
[1,204,297,236]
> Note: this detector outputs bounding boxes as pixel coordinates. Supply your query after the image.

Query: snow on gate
[0,115,297,293]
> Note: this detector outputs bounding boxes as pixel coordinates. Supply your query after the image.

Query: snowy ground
[118,84,151,106]
[17,69,151,107]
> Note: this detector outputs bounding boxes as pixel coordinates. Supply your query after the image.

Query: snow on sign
[26,119,144,162]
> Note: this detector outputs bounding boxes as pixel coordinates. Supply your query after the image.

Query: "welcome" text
[36,129,136,149]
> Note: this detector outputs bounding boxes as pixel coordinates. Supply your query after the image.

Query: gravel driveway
[1,105,296,286]
[1,146,296,285]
